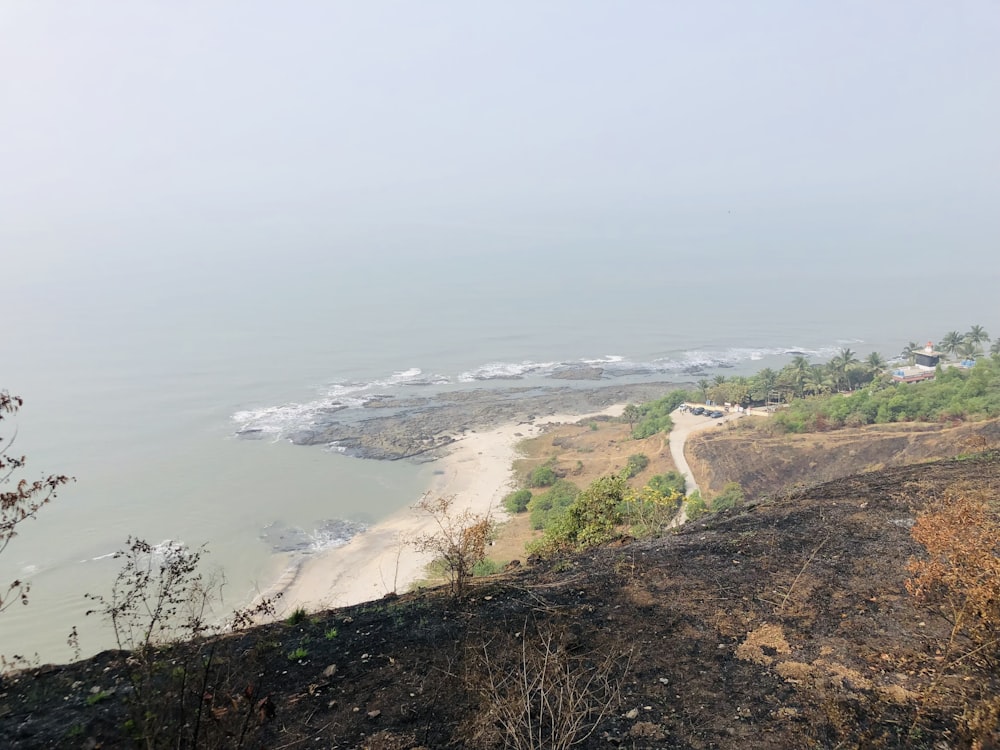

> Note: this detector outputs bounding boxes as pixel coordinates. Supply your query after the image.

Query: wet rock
[292,382,688,461]
[550,366,605,380]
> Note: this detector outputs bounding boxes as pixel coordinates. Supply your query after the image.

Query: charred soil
[2,452,999,749]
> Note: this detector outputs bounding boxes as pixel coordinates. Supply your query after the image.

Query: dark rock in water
[237,428,267,440]
[288,430,319,446]
[285,381,690,461]
[260,521,310,553]
[261,519,367,553]
[549,366,605,381]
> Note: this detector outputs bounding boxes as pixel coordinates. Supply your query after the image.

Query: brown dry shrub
[906,487,1000,747]
[906,488,1000,654]
[463,622,632,750]
[411,495,495,597]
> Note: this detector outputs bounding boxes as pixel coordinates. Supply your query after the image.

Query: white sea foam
[458,360,559,382]
[308,520,367,553]
[231,341,857,437]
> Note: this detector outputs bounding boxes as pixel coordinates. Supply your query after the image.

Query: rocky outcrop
[281,382,689,461]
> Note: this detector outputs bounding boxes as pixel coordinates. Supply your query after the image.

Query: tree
[696,379,710,402]
[805,364,834,395]
[1,391,71,615]
[939,331,964,359]
[957,340,981,361]
[901,341,921,365]
[621,404,640,433]
[785,356,811,398]
[865,352,887,378]
[754,368,778,408]
[966,324,990,348]
[830,347,859,391]
[991,340,1000,358]
[411,495,495,597]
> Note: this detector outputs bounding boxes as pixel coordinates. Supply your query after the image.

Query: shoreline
[269,404,625,614]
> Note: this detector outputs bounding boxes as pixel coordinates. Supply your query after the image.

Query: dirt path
[668,408,743,496]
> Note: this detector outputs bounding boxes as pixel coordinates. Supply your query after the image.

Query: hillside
[687,416,1000,499]
[2,452,998,749]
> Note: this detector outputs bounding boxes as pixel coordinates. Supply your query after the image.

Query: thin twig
[777,534,830,613]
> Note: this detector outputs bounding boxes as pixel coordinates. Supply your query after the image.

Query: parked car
[691,407,705,415]
[710,410,724,418]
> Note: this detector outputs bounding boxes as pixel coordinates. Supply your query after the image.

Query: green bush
[624,453,650,478]
[647,472,686,497]
[632,390,690,438]
[684,490,708,521]
[527,465,557,488]
[711,481,744,511]
[472,558,503,577]
[539,475,628,551]
[503,488,533,513]
[528,479,579,531]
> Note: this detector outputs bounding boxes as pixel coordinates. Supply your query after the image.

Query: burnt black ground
[2,452,998,749]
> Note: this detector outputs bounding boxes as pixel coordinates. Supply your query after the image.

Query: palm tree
[957,340,981,361]
[754,368,779,409]
[901,341,920,365]
[806,365,834,395]
[830,347,859,391]
[865,352,887,375]
[939,331,964,359]
[991,340,1000,358]
[785,355,810,398]
[966,325,990,348]
[696,379,710,402]
[712,374,727,387]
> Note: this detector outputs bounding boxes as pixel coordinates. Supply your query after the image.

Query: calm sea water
[3,245,996,663]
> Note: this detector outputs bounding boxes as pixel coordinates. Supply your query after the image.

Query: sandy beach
[270,405,626,614]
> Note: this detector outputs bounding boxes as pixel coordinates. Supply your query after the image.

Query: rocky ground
[3,452,997,749]
[262,381,689,461]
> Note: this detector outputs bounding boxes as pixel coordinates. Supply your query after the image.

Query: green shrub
[503,488,533,513]
[632,390,690,438]
[624,453,650,478]
[539,475,628,551]
[528,465,557,488]
[647,472,686,497]
[472,558,503,577]
[685,490,708,521]
[711,481,744,511]
[285,607,308,625]
[287,647,308,661]
[528,479,579,530]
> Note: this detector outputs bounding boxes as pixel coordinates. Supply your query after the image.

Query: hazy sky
[2,2,998,278]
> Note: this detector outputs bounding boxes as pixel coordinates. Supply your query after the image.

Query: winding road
[667,407,744,526]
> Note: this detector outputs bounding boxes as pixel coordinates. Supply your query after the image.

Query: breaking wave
[231,342,854,438]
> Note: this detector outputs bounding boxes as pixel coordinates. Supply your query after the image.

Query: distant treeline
[773,357,1000,432]
[625,326,999,437]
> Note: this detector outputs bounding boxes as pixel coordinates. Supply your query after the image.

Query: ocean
[2,245,996,663]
